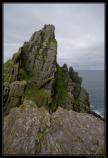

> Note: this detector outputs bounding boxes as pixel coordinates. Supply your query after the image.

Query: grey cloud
[3,3,104,70]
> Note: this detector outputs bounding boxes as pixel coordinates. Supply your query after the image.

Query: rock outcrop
[3,81,27,115]
[4,24,57,113]
[3,24,105,155]
[4,102,104,155]
[3,24,89,113]
[10,24,57,87]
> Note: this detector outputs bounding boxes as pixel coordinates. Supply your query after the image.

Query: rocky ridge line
[3,24,105,155]
[3,25,90,115]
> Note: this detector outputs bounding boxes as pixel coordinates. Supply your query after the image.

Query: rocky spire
[4,24,89,114]
[4,24,57,113]
[9,24,57,86]
[3,25,104,156]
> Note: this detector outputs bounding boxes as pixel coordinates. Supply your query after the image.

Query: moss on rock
[35,89,51,107]
[19,104,26,113]
[99,148,105,155]
[24,84,37,102]
[49,65,68,112]
[3,60,11,83]
[73,98,80,112]
[19,67,31,81]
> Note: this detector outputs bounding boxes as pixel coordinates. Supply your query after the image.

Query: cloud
[3,3,104,70]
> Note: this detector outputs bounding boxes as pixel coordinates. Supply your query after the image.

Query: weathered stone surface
[9,81,27,97]
[3,104,105,155]
[9,51,22,83]
[61,93,74,110]
[43,107,104,155]
[69,66,74,77]
[3,24,90,113]
[79,87,90,112]
[35,89,52,108]
[5,24,57,108]
[4,81,27,115]
[62,64,81,98]
[19,24,57,88]
[3,101,50,155]
[69,66,82,84]
[62,64,68,72]
[3,82,10,112]
[3,24,104,156]
[3,59,11,83]
[61,64,85,111]
[62,64,73,93]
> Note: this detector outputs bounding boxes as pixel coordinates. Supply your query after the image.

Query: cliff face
[3,24,89,114]
[4,24,57,114]
[3,24,105,155]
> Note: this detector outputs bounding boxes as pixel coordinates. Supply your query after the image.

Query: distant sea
[78,70,104,118]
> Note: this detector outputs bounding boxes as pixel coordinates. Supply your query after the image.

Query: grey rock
[3,104,105,155]
[20,24,57,84]
[4,81,27,115]
[69,66,82,84]
[62,64,68,72]
[9,53,20,82]
[79,87,90,112]
[3,24,104,156]
[4,25,88,111]
[9,81,27,97]
[3,82,10,112]
[4,24,57,110]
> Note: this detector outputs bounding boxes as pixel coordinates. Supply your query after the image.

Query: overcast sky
[3,3,105,70]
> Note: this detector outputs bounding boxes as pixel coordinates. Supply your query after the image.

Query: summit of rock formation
[3,24,105,155]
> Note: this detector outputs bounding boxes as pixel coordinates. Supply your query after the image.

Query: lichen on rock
[3,104,105,155]
[4,81,27,115]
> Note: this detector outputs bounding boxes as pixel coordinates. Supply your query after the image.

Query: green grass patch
[19,67,31,81]
[25,84,50,108]
[19,104,25,113]
[36,54,44,61]
[37,131,44,141]
[73,98,80,112]
[35,89,50,107]
[24,84,37,102]
[3,60,11,83]
[99,148,105,155]
[19,101,36,112]
[49,38,57,45]
[12,52,20,62]
[49,65,68,112]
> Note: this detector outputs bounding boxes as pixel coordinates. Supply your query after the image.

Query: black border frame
[1,1,107,157]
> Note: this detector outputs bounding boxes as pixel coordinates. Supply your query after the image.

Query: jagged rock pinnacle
[3,25,104,155]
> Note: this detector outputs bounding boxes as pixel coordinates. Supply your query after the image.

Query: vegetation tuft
[3,60,11,83]
[19,67,31,81]
[35,89,50,107]
[73,98,80,112]
[49,65,68,113]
